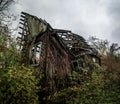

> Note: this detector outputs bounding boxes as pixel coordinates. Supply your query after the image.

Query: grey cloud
[107,0,120,20]
[107,0,120,44]
[12,0,120,44]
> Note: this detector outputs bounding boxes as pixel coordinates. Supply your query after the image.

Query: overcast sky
[12,0,120,44]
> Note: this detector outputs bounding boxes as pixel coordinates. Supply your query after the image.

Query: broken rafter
[18,12,101,70]
[54,29,71,33]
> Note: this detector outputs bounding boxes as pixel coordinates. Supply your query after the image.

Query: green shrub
[46,64,120,104]
[0,65,40,104]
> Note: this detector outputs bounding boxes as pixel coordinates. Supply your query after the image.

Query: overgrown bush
[0,65,39,104]
[46,64,120,104]
[1,30,120,104]
[0,35,41,104]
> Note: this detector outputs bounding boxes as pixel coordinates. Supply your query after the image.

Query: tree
[0,0,14,11]
[88,36,120,72]
[108,43,120,55]
[0,0,16,28]
[88,36,109,57]
[103,43,120,72]
[0,0,14,21]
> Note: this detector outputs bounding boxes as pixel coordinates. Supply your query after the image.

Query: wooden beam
[20,14,26,19]
[54,29,71,33]
[19,22,24,25]
[63,40,78,44]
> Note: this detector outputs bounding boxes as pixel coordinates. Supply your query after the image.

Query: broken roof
[19,12,99,59]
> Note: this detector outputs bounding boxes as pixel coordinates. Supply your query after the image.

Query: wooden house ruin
[18,12,100,90]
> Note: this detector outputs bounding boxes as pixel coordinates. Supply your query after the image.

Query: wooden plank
[19,27,29,32]
[74,52,92,57]
[21,12,27,15]
[18,32,26,35]
[17,37,22,40]
[19,22,24,25]
[20,15,26,19]
[63,40,78,44]
[20,18,25,22]
[54,29,71,33]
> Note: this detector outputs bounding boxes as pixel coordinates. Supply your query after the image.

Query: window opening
[30,42,42,66]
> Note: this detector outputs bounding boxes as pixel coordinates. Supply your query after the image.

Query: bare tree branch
[0,0,14,23]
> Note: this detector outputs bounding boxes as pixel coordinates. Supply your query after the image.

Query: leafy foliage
[0,27,120,104]
[0,35,41,104]
[45,64,120,104]
[0,65,39,104]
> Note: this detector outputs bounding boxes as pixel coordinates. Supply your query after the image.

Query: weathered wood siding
[35,32,71,79]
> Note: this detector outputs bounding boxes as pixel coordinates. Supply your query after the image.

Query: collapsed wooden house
[18,12,100,87]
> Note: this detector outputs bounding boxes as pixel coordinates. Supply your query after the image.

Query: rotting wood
[18,12,101,92]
